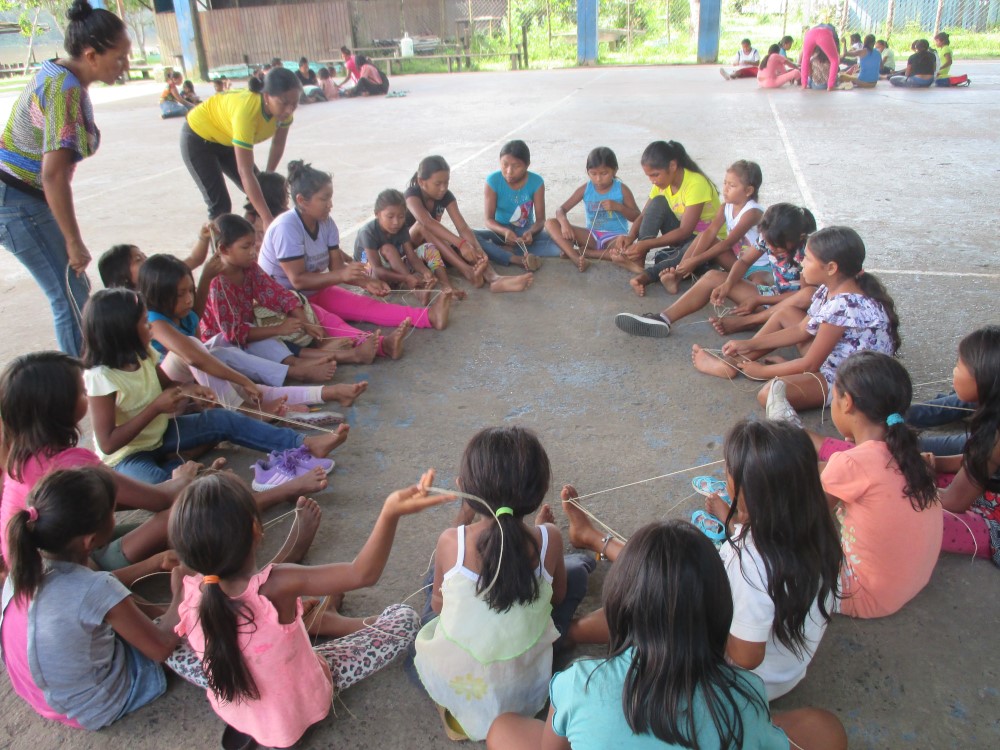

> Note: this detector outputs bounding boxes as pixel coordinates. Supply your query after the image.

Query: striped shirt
[0,60,99,196]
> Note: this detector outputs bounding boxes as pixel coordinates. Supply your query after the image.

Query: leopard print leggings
[166,603,420,692]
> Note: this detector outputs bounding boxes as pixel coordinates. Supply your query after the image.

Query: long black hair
[499,139,530,164]
[81,288,149,370]
[459,427,550,613]
[835,352,938,510]
[7,467,116,602]
[409,155,450,188]
[957,326,1000,492]
[213,214,256,247]
[64,0,127,58]
[640,140,715,191]
[98,244,138,289]
[807,226,901,353]
[287,160,332,203]
[723,420,842,655]
[244,172,288,219]
[586,146,618,171]
[138,254,192,318]
[599,521,767,748]
[169,472,262,703]
[0,352,84,482]
[757,203,816,253]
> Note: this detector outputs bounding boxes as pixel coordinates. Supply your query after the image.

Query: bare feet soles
[612,255,645,274]
[490,273,534,293]
[304,423,350,457]
[560,490,603,553]
[384,319,413,359]
[710,315,754,336]
[444,285,468,301]
[659,268,680,295]
[468,256,488,288]
[427,290,453,330]
[691,344,739,380]
[315,337,354,352]
[288,359,338,383]
[321,381,368,407]
[297,348,341,361]
[534,503,555,526]
[629,275,647,297]
[282,466,329,496]
[271,497,322,564]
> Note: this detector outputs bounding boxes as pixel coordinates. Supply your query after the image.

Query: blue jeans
[907,392,977,428]
[0,182,90,356]
[919,431,968,457]
[889,75,934,87]
[114,408,304,484]
[112,640,167,724]
[474,226,561,266]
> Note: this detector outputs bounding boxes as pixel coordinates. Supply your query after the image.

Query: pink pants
[800,27,840,90]
[758,68,801,88]
[310,286,431,358]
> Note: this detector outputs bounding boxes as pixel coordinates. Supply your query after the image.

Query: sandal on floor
[523,253,542,271]
[691,510,727,543]
[436,704,469,741]
[291,409,345,427]
[221,724,257,750]
[691,476,730,502]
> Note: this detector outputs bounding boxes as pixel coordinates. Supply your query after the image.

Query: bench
[127,64,156,80]
[366,50,521,75]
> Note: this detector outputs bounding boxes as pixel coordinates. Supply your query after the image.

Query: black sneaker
[615,312,671,338]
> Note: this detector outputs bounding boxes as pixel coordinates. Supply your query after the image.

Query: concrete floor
[1,63,999,749]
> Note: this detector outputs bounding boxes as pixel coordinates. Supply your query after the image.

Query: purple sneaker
[251,450,334,492]
[281,445,335,475]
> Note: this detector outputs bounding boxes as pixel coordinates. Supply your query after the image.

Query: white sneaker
[719,67,732,80]
[766,379,803,427]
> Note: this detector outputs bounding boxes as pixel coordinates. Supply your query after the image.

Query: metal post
[173,0,208,81]
[697,0,721,64]
[934,0,945,35]
[577,0,598,64]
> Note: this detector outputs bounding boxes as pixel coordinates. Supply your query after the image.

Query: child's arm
[933,454,963,474]
[544,523,567,606]
[734,322,846,380]
[721,316,815,359]
[613,183,642,222]
[624,203,707,259]
[444,202,486,254]
[726,635,767,670]
[194,254,223,319]
[482,183,514,243]
[372,244,421,286]
[277,255,368,292]
[674,206,728,275]
[939,440,1000,513]
[88,387,186,457]
[691,206,763,274]
[401,241,434,283]
[523,183,547,243]
[105,565,186,662]
[182,223,212,271]
[553,184,587,239]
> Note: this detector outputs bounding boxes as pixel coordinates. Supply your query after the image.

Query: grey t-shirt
[29,560,132,729]
[353,218,410,264]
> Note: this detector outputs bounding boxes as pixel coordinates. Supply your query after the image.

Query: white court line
[867,268,1000,279]
[76,166,186,204]
[767,95,822,225]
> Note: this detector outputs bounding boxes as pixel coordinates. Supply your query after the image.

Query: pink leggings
[800,27,840,90]
[310,286,431,357]
[758,69,801,88]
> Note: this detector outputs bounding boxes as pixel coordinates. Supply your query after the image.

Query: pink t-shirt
[822,440,943,619]
[1,447,101,563]
[176,565,333,747]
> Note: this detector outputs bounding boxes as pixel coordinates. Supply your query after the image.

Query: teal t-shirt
[486,169,544,228]
[549,650,789,750]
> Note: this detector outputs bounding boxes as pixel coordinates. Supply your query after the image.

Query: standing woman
[180,68,300,224]
[0,0,130,356]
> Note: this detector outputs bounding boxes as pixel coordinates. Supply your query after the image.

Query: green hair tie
[495,507,514,518]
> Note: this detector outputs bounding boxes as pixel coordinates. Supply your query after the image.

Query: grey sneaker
[766,379,803,427]
[615,312,671,338]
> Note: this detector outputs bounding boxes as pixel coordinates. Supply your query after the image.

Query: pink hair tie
[26,507,39,523]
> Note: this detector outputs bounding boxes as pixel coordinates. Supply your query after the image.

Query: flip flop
[290,410,345,427]
[691,476,730,502]
[691,510,727,542]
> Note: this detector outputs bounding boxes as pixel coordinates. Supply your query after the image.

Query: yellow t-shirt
[936,45,952,78]
[83,349,169,467]
[186,90,292,150]
[649,169,726,240]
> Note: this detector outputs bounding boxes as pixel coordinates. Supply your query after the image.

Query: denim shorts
[113,640,167,722]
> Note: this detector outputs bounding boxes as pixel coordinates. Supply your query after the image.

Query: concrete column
[577,0,598,65]
[697,0,722,64]
[173,0,208,81]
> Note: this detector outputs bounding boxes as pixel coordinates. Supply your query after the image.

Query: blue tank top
[583,179,630,235]
[858,48,881,82]
[147,309,199,356]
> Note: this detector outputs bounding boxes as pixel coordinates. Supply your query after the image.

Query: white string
[185,393,343,434]
[571,459,725,503]
[942,508,979,563]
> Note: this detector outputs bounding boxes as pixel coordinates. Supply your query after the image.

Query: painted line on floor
[767,95,821,225]
[867,268,1000,279]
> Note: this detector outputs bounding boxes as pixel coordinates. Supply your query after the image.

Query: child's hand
[403,274,421,290]
[709,283,733,307]
[181,384,216,403]
[559,222,575,241]
[921,452,937,470]
[599,200,620,212]
[731,299,757,316]
[674,258,695,278]
[153,386,187,415]
[171,460,203,482]
[340,262,371,286]
[302,322,326,341]
[737,360,767,379]
[622,243,645,262]
[521,231,534,245]
[721,339,750,358]
[502,228,517,245]
[365,279,391,297]
[383,469,456,518]
[239,380,264,404]
[275,317,304,336]
[202,253,224,280]
[199,223,213,242]
[158,550,181,572]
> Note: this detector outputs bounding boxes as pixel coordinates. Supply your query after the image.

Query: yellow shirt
[83,349,169,467]
[649,169,726,240]
[186,90,292,150]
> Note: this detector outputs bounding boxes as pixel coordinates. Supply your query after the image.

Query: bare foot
[428,290,452,330]
[288,360,338,383]
[281,466,329,496]
[629,275,647,298]
[313,609,367,638]
[321,381,368,407]
[659,268,680,295]
[569,252,590,272]
[269,497,322,565]
[414,288,434,306]
[383,319,412,359]
[691,344,739,380]
[303,423,350,457]
[444,285,467,301]
[315,337,354,352]
[705,493,731,521]
[710,315,753,336]
[534,503,555,526]
[255,397,288,419]
[344,334,378,364]
[297,348,339,362]
[560,486,604,552]
[490,273,534,293]
[470,255,488,288]
[612,255,645,274]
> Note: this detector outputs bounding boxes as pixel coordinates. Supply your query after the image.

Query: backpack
[949,74,970,86]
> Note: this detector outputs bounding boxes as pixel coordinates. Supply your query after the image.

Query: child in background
[692,227,900,415]
[317,66,340,100]
[475,140,560,270]
[788,352,942,617]
[82,288,348,484]
[415,427,587,742]
[934,32,953,84]
[0,468,186,730]
[405,155,534,293]
[875,40,895,75]
[614,141,724,284]
[98,226,212,290]
[779,35,794,56]
[354,189,464,299]
[160,70,192,118]
[659,159,766,294]
[614,202,814,336]
[258,161,452,359]
[243,171,290,249]
[200,215,345,378]
[546,146,640,272]
[720,38,761,79]
[181,80,200,105]
[801,23,840,90]
[841,33,863,66]
[838,34,881,88]
[488,521,848,750]
[563,420,841,701]
[927,326,1000,567]
[167,471,443,749]
[757,44,800,88]
[807,49,833,89]
[890,39,936,87]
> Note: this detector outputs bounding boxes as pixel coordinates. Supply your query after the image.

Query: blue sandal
[691,510,727,542]
[692,475,730,502]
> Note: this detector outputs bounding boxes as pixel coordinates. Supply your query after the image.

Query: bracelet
[458,239,469,249]
[596,534,613,561]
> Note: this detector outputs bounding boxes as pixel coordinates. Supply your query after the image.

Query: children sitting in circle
[474,140,561,270]
[546,146,640,272]
[838,34,881,88]
[890,38,936,87]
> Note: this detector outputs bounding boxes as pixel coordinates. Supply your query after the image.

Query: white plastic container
[400,32,414,58]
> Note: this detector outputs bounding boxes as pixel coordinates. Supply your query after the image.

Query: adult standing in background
[337,46,359,92]
[179,68,301,225]
[800,23,841,91]
[0,0,131,356]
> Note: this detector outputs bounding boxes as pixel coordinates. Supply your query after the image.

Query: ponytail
[855,272,901,353]
[957,327,1000,492]
[248,76,263,94]
[640,140,716,191]
[7,509,44,602]
[476,513,540,613]
[198,583,260,703]
[410,155,450,189]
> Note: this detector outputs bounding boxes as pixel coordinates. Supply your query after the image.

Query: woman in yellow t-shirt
[180,68,301,225]
[610,140,723,296]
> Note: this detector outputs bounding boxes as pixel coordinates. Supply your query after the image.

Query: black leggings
[351,75,389,96]
[638,195,694,280]
[180,122,258,219]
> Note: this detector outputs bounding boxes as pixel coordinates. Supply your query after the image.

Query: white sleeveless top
[725,199,769,271]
